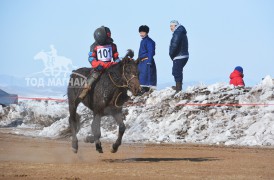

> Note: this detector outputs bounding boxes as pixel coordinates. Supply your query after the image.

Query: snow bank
[1,76,273,147]
[0,101,68,128]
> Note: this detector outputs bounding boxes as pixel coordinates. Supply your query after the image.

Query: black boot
[172,82,182,91]
[172,85,176,90]
[176,82,182,93]
[79,70,100,100]
[143,87,150,93]
[138,87,150,96]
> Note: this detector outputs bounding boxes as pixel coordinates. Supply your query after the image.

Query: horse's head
[121,50,141,96]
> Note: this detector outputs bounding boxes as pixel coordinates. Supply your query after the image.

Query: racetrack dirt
[0,131,273,179]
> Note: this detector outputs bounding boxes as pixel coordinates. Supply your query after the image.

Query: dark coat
[138,36,155,64]
[169,25,189,60]
[138,36,157,86]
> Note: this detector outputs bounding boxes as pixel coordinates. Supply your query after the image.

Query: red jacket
[230,70,245,86]
[91,43,119,70]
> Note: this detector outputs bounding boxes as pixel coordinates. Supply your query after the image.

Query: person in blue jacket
[138,25,157,94]
[169,20,189,93]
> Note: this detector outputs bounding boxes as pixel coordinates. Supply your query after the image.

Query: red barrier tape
[12,96,274,106]
[18,96,67,102]
[176,103,274,107]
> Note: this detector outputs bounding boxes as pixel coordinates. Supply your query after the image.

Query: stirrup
[79,88,89,100]
[83,83,91,90]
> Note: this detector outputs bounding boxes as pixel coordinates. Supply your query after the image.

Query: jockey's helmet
[94,26,108,45]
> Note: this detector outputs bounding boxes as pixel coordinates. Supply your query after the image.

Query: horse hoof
[96,143,103,153]
[84,136,95,143]
[111,144,118,153]
[111,148,118,153]
[72,147,78,153]
[96,149,103,153]
[72,140,78,153]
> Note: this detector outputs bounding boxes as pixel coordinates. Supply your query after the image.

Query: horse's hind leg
[92,113,103,153]
[69,101,80,153]
[111,111,125,153]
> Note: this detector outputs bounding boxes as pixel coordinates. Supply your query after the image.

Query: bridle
[108,63,138,89]
[108,63,139,108]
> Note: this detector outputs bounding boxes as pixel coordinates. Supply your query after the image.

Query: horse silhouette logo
[34,45,77,77]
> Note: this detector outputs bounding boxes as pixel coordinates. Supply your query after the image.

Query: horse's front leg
[92,114,103,153]
[111,111,125,153]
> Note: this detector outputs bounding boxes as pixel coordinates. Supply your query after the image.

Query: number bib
[97,45,113,61]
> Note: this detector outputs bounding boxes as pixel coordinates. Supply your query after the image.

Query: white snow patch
[0,76,274,147]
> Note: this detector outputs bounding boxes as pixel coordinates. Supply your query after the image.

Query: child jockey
[79,26,120,99]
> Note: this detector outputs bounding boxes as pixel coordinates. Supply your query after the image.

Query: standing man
[169,20,189,93]
[138,25,157,94]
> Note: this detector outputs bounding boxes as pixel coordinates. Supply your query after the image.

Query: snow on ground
[0,100,68,128]
[0,76,273,147]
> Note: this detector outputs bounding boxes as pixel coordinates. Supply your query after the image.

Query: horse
[67,50,140,153]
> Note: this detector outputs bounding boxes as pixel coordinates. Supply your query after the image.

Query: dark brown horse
[67,50,140,153]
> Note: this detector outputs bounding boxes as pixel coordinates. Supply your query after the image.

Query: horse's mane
[105,62,122,74]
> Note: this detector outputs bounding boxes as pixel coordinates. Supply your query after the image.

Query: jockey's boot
[79,71,101,100]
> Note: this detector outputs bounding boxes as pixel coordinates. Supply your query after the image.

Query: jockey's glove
[95,65,103,71]
[114,58,121,63]
[88,57,94,63]
[88,52,94,63]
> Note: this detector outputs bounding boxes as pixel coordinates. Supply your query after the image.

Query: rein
[108,64,137,89]
[108,63,138,108]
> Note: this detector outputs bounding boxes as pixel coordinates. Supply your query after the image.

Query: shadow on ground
[103,157,219,163]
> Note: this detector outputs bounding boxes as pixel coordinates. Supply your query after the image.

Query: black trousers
[172,58,188,83]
